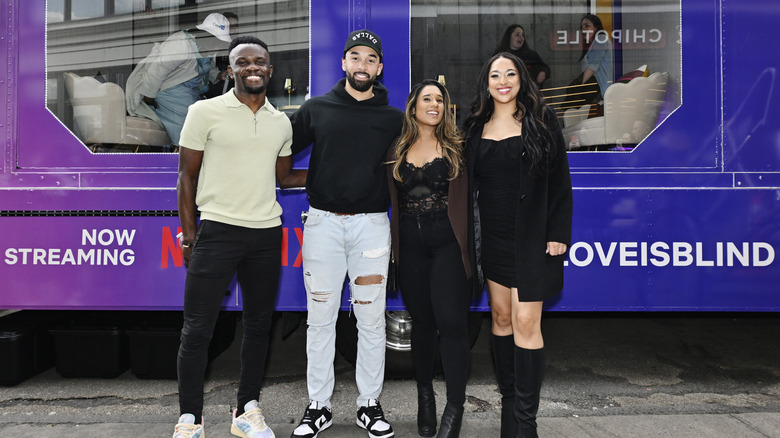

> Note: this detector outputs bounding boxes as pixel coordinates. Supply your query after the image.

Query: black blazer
[466,114,573,301]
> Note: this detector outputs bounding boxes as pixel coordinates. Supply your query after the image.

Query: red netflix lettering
[161,226,303,269]
[293,228,303,267]
[161,226,183,269]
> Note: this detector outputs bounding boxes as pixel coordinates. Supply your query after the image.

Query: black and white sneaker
[291,401,332,438]
[356,399,394,438]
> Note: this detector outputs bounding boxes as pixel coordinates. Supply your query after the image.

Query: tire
[335,310,484,380]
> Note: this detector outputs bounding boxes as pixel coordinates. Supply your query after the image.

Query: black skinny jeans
[178,220,282,420]
[399,211,471,405]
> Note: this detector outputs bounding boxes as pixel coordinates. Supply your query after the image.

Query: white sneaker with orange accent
[173,414,205,438]
[231,400,275,438]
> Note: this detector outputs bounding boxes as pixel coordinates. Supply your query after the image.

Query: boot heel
[436,402,463,438]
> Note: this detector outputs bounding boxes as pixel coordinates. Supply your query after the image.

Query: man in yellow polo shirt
[173,35,306,438]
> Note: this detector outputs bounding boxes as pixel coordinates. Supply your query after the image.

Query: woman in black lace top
[387,79,473,438]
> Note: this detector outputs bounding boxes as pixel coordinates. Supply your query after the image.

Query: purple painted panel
[722,0,780,173]
[79,172,178,189]
[1,0,11,175]
[0,216,192,309]
[0,188,177,212]
[3,187,779,311]
[555,188,780,311]
[0,191,311,310]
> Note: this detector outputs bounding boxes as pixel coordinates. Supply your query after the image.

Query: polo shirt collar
[225,89,275,113]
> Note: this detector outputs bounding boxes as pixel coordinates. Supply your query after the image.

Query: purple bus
[1,0,779,366]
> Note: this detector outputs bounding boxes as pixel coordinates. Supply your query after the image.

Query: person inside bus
[562,14,614,116]
[465,53,573,438]
[493,24,551,88]
[173,36,306,438]
[289,29,403,438]
[125,13,232,146]
[387,79,475,438]
[206,11,240,98]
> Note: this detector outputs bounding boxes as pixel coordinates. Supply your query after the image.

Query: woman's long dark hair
[579,14,606,60]
[391,79,464,181]
[464,52,558,174]
[494,24,531,54]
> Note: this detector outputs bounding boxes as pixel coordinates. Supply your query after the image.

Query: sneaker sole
[230,424,275,438]
[355,420,394,438]
[292,419,331,438]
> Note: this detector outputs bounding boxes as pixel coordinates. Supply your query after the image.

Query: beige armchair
[562,71,669,149]
[63,72,171,149]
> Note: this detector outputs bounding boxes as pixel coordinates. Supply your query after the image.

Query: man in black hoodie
[290,29,403,438]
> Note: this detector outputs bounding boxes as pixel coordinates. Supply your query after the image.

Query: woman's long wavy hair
[464,52,558,174]
[391,79,464,181]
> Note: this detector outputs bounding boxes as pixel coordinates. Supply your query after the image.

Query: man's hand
[143,95,158,108]
[182,244,193,268]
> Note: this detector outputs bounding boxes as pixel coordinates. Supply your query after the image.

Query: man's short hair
[229,36,269,58]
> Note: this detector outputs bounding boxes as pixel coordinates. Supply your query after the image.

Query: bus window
[410,0,681,153]
[46,1,309,154]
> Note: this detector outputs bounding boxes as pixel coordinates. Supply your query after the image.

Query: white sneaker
[173,414,205,438]
[292,401,333,438]
[356,399,394,438]
[231,400,275,438]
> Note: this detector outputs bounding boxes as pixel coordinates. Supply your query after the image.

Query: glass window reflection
[46,0,310,153]
[411,0,682,152]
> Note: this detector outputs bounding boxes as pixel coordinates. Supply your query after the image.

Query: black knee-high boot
[513,346,544,438]
[490,334,517,438]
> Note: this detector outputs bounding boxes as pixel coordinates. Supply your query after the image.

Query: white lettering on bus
[556,28,663,46]
[81,229,136,246]
[565,241,775,267]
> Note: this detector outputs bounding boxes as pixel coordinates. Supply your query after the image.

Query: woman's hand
[546,241,568,256]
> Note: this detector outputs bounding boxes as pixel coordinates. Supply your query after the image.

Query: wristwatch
[181,242,193,249]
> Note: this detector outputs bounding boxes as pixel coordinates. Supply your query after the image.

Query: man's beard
[347,71,375,92]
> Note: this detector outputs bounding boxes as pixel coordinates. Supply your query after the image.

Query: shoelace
[174,423,201,437]
[362,405,386,421]
[243,407,266,428]
[300,408,317,424]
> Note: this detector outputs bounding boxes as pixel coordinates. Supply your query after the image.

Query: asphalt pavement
[1,313,779,437]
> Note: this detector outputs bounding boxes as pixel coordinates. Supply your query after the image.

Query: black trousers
[178,220,282,419]
[399,211,471,404]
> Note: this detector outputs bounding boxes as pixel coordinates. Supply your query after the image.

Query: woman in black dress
[388,79,473,438]
[465,53,573,438]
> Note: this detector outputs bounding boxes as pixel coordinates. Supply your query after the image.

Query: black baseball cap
[343,29,383,60]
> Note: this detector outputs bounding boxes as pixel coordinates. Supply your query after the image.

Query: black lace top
[395,157,450,215]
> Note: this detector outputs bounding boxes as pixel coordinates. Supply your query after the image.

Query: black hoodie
[291,79,403,213]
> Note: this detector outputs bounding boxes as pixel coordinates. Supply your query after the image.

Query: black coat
[466,116,573,301]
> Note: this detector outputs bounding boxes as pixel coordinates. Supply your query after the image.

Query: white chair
[63,72,171,148]
[562,72,669,149]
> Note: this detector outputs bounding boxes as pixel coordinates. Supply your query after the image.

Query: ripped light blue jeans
[302,206,390,408]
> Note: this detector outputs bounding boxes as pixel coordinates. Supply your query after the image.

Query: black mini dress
[474,135,523,288]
